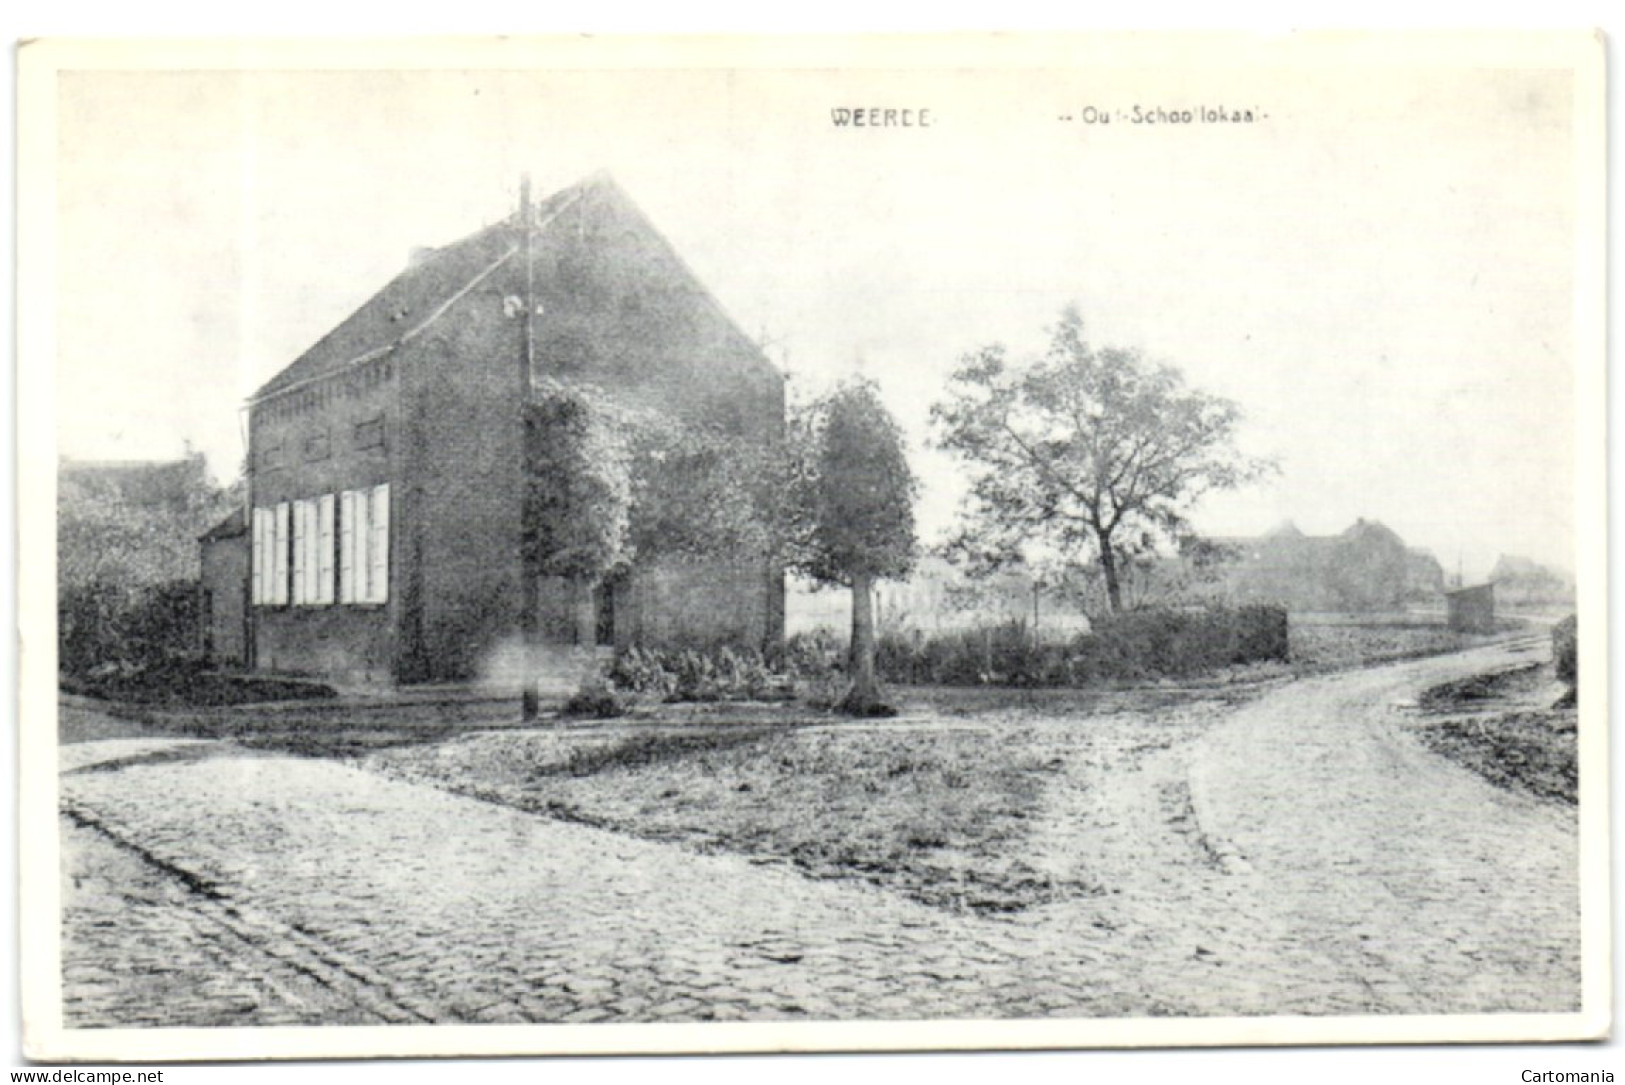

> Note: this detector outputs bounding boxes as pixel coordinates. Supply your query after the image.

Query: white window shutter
[305,501,320,604]
[262,508,273,605]
[291,500,308,605]
[351,490,370,603]
[273,502,290,606]
[317,494,336,604]
[368,483,390,603]
[339,490,357,604]
[251,508,265,605]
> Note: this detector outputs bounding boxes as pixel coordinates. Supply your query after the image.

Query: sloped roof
[60,457,187,483]
[250,179,589,402]
[60,457,203,511]
[199,506,247,542]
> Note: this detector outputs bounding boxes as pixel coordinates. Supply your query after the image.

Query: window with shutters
[264,497,339,607]
[338,483,389,604]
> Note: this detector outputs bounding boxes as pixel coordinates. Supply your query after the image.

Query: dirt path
[56,637,1580,1026]
[1021,634,1579,1015]
[1185,636,1579,1012]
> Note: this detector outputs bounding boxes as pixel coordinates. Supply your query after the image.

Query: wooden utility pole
[519,175,542,720]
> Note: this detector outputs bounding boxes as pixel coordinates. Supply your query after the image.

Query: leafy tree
[58,450,237,591]
[931,306,1272,613]
[627,415,783,568]
[788,379,918,714]
[520,379,784,727]
[524,379,783,646]
[57,449,239,673]
[522,379,637,649]
[1041,533,1243,614]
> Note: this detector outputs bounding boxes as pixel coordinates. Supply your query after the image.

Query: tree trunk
[1099,535,1123,612]
[841,571,888,715]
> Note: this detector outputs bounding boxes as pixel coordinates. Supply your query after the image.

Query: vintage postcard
[16,32,1608,1062]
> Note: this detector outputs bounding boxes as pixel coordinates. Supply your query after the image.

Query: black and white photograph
[15,31,1609,1063]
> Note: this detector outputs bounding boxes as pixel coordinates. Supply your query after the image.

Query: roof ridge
[247,172,773,405]
[587,175,780,381]
[250,185,596,405]
[252,243,522,405]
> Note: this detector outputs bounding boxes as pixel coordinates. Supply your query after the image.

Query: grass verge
[367,720,1103,915]
[1288,613,1526,672]
[1407,662,1576,805]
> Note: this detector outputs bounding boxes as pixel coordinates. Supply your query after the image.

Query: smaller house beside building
[1445,582,1496,633]
[198,508,249,666]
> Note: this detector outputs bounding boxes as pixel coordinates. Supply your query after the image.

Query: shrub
[607,645,677,698]
[562,676,627,719]
[606,644,785,703]
[1234,604,1291,664]
[876,621,1062,687]
[1088,604,1288,677]
[59,577,203,677]
[1553,614,1578,689]
[875,630,923,685]
[800,669,850,711]
[783,627,845,681]
[874,605,1288,688]
[61,659,337,707]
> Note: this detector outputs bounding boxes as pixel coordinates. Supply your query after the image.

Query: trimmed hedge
[61,660,336,707]
[875,605,1289,688]
[1553,614,1578,689]
[59,578,202,677]
[600,606,1290,700]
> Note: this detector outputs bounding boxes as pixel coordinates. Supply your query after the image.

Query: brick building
[208,174,785,685]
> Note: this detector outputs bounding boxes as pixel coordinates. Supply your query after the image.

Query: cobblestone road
[60,639,1580,1027]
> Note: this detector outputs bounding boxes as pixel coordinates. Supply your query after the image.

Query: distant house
[1488,554,1574,609]
[212,174,784,685]
[1446,583,1496,633]
[1204,519,1445,612]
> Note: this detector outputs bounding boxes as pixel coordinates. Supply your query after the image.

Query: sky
[52,49,1582,582]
